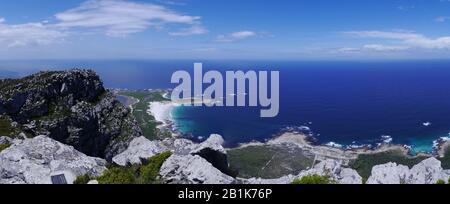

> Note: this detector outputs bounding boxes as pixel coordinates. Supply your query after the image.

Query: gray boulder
[159,134,236,184]
[112,136,169,166]
[162,138,197,155]
[296,159,362,184]
[190,134,231,175]
[367,162,410,184]
[160,154,234,184]
[191,134,226,155]
[407,158,449,184]
[87,180,99,184]
[0,136,107,184]
[339,168,364,184]
[0,136,12,145]
[367,158,450,184]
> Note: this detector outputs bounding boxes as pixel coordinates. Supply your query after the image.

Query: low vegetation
[0,143,11,153]
[79,151,172,184]
[349,150,428,181]
[228,145,314,179]
[97,166,136,184]
[436,179,446,184]
[73,174,92,184]
[119,91,170,140]
[0,116,13,136]
[291,175,332,184]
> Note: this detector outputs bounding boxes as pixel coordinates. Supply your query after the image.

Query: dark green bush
[0,117,13,136]
[97,167,136,184]
[74,174,92,184]
[291,175,332,184]
[139,151,172,184]
[0,143,11,153]
[96,151,172,184]
[436,179,446,184]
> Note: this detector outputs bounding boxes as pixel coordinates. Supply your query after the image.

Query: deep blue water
[2,60,450,152]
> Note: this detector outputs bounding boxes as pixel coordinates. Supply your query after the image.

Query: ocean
[2,59,450,152]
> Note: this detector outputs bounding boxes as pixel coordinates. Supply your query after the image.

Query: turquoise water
[2,60,450,152]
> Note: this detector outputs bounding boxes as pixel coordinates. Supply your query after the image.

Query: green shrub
[0,143,11,153]
[74,174,92,184]
[0,117,13,136]
[97,167,136,184]
[97,151,172,184]
[436,179,446,184]
[138,151,172,184]
[291,175,332,184]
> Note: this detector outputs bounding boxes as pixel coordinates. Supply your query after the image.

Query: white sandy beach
[146,97,222,130]
[147,101,178,127]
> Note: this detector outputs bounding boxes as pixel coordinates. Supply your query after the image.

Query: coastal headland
[117,88,450,180]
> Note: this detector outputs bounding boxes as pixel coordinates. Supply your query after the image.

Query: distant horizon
[1,0,450,60]
[3,58,450,62]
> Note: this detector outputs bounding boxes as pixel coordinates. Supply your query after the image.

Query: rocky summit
[0,69,142,160]
[0,136,107,184]
[367,158,450,184]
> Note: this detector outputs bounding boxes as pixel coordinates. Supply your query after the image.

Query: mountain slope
[0,69,142,160]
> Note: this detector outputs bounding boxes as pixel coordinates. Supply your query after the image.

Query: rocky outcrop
[111,134,235,184]
[0,136,12,145]
[0,69,142,160]
[407,158,448,184]
[0,136,107,184]
[366,162,410,184]
[112,136,169,166]
[367,158,450,184]
[160,154,235,184]
[158,134,237,184]
[242,159,363,184]
[189,134,232,175]
[304,159,362,184]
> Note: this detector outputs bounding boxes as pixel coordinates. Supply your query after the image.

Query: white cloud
[55,0,204,37]
[0,19,67,47]
[158,0,187,6]
[192,47,217,52]
[336,44,409,53]
[169,25,208,36]
[344,30,450,49]
[336,47,361,53]
[216,31,257,42]
[363,44,409,51]
[436,16,450,22]
[0,0,207,48]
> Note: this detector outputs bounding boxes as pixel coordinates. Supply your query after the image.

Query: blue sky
[1,0,450,60]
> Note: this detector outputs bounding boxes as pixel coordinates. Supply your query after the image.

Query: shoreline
[147,101,179,129]
[145,94,220,133]
[230,131,423,165]
[139,90,449,162]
